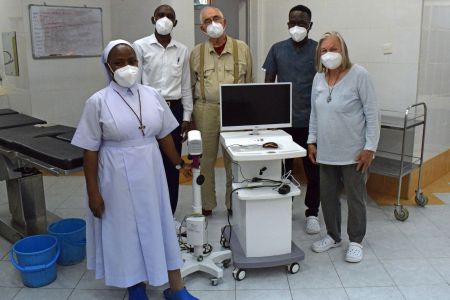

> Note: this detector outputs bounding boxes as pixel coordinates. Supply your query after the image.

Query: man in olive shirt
[190,6,253,216]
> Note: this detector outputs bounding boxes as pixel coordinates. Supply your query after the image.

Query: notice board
[29,5,103,59]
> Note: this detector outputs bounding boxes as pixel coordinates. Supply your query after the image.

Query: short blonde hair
[315,31,352,73]
[199,6,224,24]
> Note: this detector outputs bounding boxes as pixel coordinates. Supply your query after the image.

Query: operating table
[0,110,83,243]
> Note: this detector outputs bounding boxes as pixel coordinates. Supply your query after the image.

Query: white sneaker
[305,216,321,234]
[312,235,342,253]
[345,242,363,263]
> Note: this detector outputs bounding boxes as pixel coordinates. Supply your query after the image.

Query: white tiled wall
[23,0,112,127]
[110,0,195,52]
[0,0,112,126]
[417,1,450,159]
[0,0,33,114]
[250,0,423,113]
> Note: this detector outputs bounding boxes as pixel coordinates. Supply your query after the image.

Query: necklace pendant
[139,124,146,136]
[327,95,332,103]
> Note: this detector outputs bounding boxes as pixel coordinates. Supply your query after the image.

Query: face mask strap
[107,63,115,75]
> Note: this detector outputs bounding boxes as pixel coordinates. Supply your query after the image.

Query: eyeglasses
[203,16,223,25]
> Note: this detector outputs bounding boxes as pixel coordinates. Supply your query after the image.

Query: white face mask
[321,52,343,70]
[206,21,224,38]
[111,65,139,88]
[155,17,173,35]
[289,26,307,42]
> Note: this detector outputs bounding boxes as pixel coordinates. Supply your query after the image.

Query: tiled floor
[1,170,450,300]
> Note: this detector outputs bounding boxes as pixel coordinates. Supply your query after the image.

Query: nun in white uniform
[71,40,198,300]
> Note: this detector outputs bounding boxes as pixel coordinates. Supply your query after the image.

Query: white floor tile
[408,236,450,258]
[434,193,450,204]
[288,259,342,289]
[235,267,289,290]
[236,289,291,300]
[69,289,126,300]
[0,287,20,300]
[75,270,121,290]
[46,263,86,289]
[13,288,72,300]
[0,236,11,260]
[58,194,86,209]
[53,208,87,220]
[428,258,450,284]
[332,259,394,288]
[345,286,404,300]
[397,284,450,300]
[192,290,235,300]
[365,232,423,260]
[0,261,24,287]
[381,258,446,286]
[291,288,349,300]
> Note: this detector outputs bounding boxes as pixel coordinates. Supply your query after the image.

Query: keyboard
[228,144,264,153]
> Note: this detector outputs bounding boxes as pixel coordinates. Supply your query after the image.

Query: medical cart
[219,130,305,281]
[370,102,428,221]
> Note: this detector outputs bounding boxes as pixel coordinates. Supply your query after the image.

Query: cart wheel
[415,193,428,207]
[211,277,219,286]
[222,259,231,268]
[394,207,409,221]
[287,263,300,274]
[232,268,246,281]
[220,237,230,248]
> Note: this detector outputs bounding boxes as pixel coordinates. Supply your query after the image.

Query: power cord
[177,214,213,257]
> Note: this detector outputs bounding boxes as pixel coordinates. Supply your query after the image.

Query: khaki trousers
[193,101,232,210]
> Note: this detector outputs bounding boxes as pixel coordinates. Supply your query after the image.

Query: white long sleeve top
[134,34,193,121]
[307,64,380,165]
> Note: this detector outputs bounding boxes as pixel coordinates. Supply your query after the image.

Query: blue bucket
[10,234,60,288]
[48,218,86,266]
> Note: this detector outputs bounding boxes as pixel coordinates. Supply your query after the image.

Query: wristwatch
[175,160,185,170]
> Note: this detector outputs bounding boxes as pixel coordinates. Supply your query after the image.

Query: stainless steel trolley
[370,102,428,221]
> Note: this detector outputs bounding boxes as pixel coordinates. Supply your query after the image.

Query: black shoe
[227,209,233,216]
[202,209,212,216]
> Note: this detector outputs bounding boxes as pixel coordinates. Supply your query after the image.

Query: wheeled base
[180,249,232,286]
[221,226,304,281]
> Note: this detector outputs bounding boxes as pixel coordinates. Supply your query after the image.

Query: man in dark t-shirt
[263,4,320,235]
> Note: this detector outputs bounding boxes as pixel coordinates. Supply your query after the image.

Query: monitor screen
[220,83,292,132]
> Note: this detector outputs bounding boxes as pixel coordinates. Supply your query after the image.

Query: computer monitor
[220,83,292,132]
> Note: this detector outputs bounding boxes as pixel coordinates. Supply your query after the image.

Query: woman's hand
[355,150,375,172]
[308,144,318,164]
[89,192,105,218]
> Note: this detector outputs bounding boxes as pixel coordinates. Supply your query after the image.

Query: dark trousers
[161,100,183,214]
[320,164,368,244]
[284,127,320,217]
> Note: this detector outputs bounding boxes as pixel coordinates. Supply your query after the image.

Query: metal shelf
[380,114,425,130]
[370,156,420,177]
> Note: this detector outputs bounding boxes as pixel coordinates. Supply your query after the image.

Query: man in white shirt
[134,4,193,214]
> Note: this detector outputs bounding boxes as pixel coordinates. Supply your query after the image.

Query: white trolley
[370,103,428,221]
[219,130,306,281]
